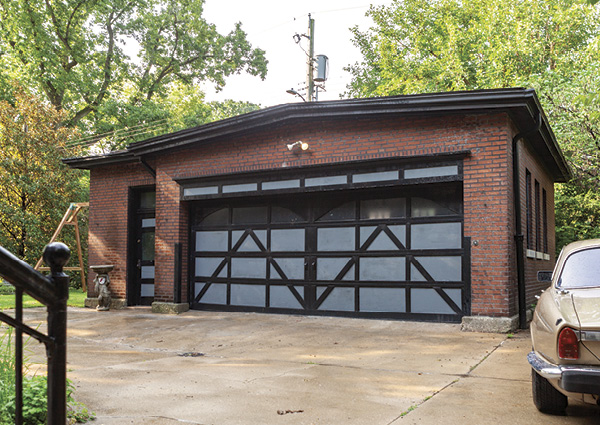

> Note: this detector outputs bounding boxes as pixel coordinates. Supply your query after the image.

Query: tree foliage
[555,184,600,250]
[74,83,261,152]
[0,86,87,264]
[346,0,597,97]
[0,0,267,129]
[346,0,600,249]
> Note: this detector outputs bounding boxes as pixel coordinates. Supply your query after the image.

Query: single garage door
[190,183,468,322]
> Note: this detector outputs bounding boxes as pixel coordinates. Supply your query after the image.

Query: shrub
[0,327,95,424]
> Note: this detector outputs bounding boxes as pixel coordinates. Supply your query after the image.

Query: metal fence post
[44,243,70,425]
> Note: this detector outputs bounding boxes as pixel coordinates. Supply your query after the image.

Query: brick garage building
[65,88,571,331]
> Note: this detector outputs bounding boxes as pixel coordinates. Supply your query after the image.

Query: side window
[526,170,532,251]
[535,180,540,253]
[542,189,548,254]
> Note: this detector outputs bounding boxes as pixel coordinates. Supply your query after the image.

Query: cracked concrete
[16,307,600,424]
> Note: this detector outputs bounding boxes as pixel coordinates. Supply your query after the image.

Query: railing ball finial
[43,242,71,276]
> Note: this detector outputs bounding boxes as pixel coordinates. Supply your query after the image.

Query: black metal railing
[0,242,70,425]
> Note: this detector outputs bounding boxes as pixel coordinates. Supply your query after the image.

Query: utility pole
[306,14,315,102]
[288,13,326,103]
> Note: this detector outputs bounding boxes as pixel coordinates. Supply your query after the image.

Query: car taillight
[558,327,579,360]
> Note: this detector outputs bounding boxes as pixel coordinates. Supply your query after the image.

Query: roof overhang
[63,88,572,182]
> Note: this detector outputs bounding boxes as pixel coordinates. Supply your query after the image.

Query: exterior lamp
[287,141,309,152]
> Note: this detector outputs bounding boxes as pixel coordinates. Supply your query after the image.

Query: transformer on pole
[289,14,328,102]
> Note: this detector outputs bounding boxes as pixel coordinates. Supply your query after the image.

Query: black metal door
[190,183,468,321]
[129,189,156,305]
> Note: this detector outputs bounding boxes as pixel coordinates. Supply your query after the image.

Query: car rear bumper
[528,351,600,395]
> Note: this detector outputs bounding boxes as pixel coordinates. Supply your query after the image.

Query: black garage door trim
[189,179,470,322]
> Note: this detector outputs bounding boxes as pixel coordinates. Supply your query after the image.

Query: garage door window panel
[411,222,462,250]
[411,288,462,314]
[231,230,267,252]
[270,285,305,309]
[195,257,228,278]
[231,258,267,279]
[231,284,266,307]
[316,201,356,222]
[232,206,268,225]
[195,283,227,305]
[360,288,406,312]
[412,256,462,282]
[316,258,355,281]
[410,187,462,217]
[270,258,305,280]
[360,198,406,220]
[317,287,355,311]
[262,179,301,191]
[305,175,348,187]
[196,231,228,252]
[359,257,406,281]
[271,206,307,224]
[271,229,305,252]
[360,225,406,251]
[197,208,229,226]
[405,165,459,179]
[352,171,399,183]
[317,227,356,251]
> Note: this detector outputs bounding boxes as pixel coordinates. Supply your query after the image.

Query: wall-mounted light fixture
[287,141,309,152]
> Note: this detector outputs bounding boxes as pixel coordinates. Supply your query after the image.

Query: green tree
[71,83,261,151]
[0,0,267,128]
[346,0,600,249]
[0,86,87,264]
[346,0,597,97]
[555,184,600,250]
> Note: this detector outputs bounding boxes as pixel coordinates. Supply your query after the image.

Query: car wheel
[531,369,568,414]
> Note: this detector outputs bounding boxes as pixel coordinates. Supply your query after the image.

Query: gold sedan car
[528,239,600,414]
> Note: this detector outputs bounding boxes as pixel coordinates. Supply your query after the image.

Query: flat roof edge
[62,150,137,169]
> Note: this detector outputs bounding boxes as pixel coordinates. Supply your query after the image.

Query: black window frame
[525,170,533,251]
[542,188,548,254]
[535,179,541,253]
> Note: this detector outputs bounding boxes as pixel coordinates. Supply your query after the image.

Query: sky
[200,0,393,107]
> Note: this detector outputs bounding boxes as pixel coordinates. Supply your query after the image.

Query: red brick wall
[518,140,556,308]
[86,111,555,318]
[88,163,154,299]
[154,170,189,302]
[463,119,513,317]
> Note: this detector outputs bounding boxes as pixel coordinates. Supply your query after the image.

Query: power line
[68,118,169,145]
[68,119,170,148]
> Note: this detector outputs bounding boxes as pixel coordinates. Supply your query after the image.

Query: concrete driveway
[21,307,600,424]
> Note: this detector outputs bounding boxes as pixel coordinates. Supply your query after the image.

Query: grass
[0,288,87,310]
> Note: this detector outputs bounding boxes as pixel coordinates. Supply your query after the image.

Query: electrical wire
[67,119,170,148]
[67,118,169,146]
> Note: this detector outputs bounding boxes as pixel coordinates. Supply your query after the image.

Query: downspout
[512,112,542,329]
